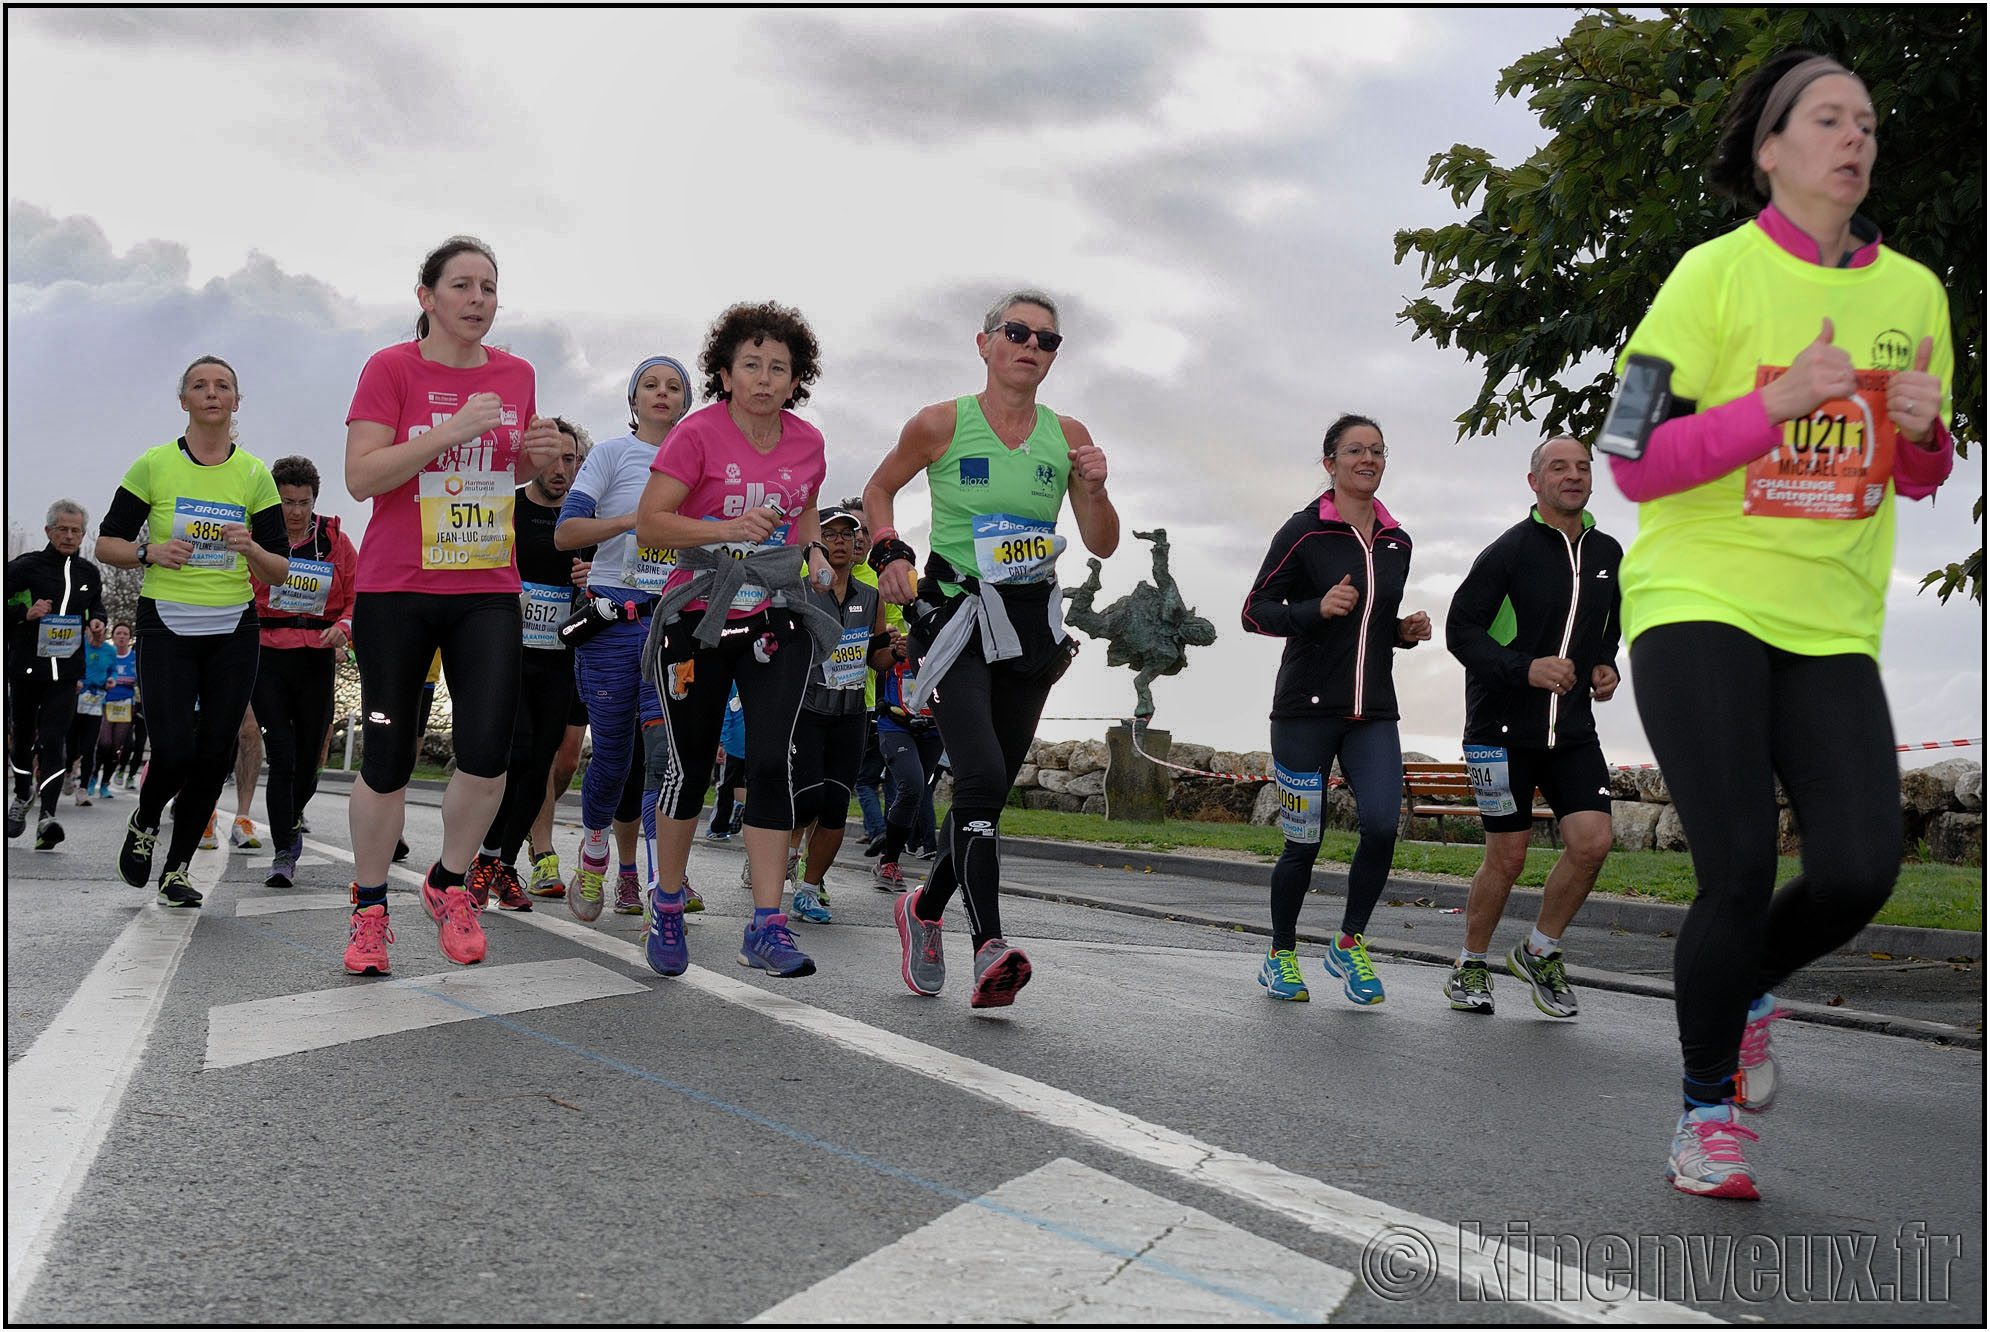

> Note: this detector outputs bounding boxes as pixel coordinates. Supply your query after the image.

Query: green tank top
[926,396,1071,590]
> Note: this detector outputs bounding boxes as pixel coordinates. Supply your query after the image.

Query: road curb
[997,835,1984,966]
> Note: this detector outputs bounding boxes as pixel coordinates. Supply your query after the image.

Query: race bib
[105,699,134,724]
[702,520,792,613]
[1273,761,1323,845]
[822,624,871,690]
[972,514,1061,585]
[629,545,677,596]
[270,557,334,616]
[520,581,570,649]
[37,614,82,658]
[77,689,105,717]
[1464,743,1519,819]
[172,498,246,570]
[419,470,513,570]
[1744,367,1897,521]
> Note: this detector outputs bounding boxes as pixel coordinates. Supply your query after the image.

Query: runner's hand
[569,557,591,589]
[1319,575,1357,619]
[150,538,195,571]
[26,598,50,621]
[519,414,564,471]
[319,624,350,652]
[1885,337,1941,445]
[1590,663,1620,702]
[449,392,506,445]
[1764,318,1858,421]
[878,560,916,605]
[1069,439,1109,495]
[222,523,256,555]
[728,507,779,545]
[1397,610,1432,643]
[1529,656,1577,694]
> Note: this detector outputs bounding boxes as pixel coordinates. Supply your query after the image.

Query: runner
[521,703,588,897]
[1608,52,1954,1199]
[1442,436,1622,1018]
[249,455,358,887]
[465,417,593,911]
[785,505,893,923]
[340,235,562,972]
[704,687,747,840]
[635,301,839,979]
[200,709,263,850]
[95,359,290,904]
[1241,413,1432,1005]
[867,620,942,894]
[68,617,114,806]
[6,500,108,850]
[555,355,693,920]
[94,623,140,800]
[862,289,1120,1008]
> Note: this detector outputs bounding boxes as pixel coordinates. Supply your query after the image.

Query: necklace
[976,393,1036,451]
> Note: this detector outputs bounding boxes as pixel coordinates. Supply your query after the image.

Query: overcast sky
[6,8,1981,769]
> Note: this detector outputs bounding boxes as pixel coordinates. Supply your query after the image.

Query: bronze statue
[1062,528,1216,721]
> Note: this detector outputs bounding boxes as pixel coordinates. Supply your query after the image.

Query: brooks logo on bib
[1464,744,1518,819]
[520,582,570,648]
[419,470,513,570]
[271,557,335,615]
[1745,366,1896,520]
[972,514,1059,584]
[1274,762,1323,844]
[37,614,82,658]
[823,625,870,689]
[172,497,247,570]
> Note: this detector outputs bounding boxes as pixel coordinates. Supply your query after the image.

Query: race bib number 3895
[419,471,513,570]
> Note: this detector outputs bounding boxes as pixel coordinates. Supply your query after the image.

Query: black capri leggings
[1266,714,1404,950]
[352,591,521,792]
[791,708,866,829]
[135,614,261,875]
[1632,621,1900,1089]
[648,609,812,829]
[252,645,336,848]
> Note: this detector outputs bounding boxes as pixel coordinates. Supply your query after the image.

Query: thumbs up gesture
[1765,317,1859,423]
[1885,336,1942,445]
[1319,573,1359,619]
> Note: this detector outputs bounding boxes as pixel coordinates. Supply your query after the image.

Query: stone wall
[1014,738,1985,866]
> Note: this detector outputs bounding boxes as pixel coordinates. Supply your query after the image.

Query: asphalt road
[7,783,1983,1325]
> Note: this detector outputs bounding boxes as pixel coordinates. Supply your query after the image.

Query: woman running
[97,357,290,905]
[250,455,358,887]
[635,302,841,979]
[1608,52,1954,1199]
[341,235,561,974]
[555,356,693,919]
[1242,413,1433,1006]
[862,289,1119,1009]
[94,622,140,799]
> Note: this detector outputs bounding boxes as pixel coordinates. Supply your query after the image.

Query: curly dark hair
[698,301,821,409]
[270,454,321,495]
[1705,49,1835,208]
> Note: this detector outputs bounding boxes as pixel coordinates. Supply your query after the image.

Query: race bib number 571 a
[419,471,513,570]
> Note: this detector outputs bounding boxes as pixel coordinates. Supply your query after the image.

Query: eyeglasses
[821,529,859,541]
[990,321,1063,353]
[1334,444,1387,460]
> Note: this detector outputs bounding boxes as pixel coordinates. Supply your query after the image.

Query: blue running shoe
[791,885,832,924]
[644,883,689,977]
[1322,933,1385,1005]
[1258,949,1310,1001]
[739,913,816,977]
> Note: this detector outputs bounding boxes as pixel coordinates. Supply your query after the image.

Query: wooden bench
[1399,761,1559,849]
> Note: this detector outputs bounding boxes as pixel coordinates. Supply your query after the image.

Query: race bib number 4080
[270,557,334,615]
[1745,366,1896,521]
[172,498,247,569]
[419,471,513,570]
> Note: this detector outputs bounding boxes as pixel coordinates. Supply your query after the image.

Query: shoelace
[1459,963,1492,993]
[1269,952,1305,985]
[131,824,158,855]
[444,887,484,928]
[577,868,604,901]
[350,910,396,950]
[1690,1115,1760,1164]
[759,917,802,955]
[1341,938,1378,982]
[1739,1006,1790,1062]
[652,897,686,945]
[1534,954,1571,992]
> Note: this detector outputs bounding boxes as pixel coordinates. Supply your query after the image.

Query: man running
[1443,436,1623,1018]
[7,500,107,849]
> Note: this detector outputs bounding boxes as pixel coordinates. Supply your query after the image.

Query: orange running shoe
[345,904,394,975]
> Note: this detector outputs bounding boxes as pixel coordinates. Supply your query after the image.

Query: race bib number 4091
[419,471,513,570]
[1745,366,1896,521]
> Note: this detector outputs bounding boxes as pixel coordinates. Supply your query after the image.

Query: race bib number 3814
[419,471,513,570]
[1745,366,1896,521]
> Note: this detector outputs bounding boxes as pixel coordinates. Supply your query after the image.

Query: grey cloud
[759,11,1201,143]
[8,202,191,287]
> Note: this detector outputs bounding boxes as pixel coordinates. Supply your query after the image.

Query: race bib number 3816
[972,513,1060,584]
[419,471,513,570]
[1745,366,1896,521]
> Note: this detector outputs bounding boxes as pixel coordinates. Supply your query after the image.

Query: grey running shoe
[6,795,27,839]
[1445,959,1495,1014]
[969,938,1032,1009]
[266,840,300,888]
[894,885,944,996]
[1507,944,1578,1018]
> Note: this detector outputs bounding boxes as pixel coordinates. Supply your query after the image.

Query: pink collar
[1755,204,1881,268]
[1319,491,1397,530]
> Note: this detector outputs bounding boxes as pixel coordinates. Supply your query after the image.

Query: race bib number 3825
[419,471,513,570]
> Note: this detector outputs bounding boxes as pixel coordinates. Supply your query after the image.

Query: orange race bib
[1744,366,1896,520]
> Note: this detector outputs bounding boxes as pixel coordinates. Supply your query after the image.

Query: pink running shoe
[344,903,394,975]
[1667,1103,1760,1200]
[969,938,1033,1009]
[1733,998,1791,1114]
[613,870,643,914]
[422,868,486,966]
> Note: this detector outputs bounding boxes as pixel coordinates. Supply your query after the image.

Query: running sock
[1526,927,1559,957]
[1458,948,1487,966]
[479,840,501,859]
[751,906,780,928]
[1747,993,1775,1020]
[1338,933,1360,949]
[619,862,637,878]
[1682,1075,1737,1113]
[430,863,465,890]
[582,826,610,862]
[353,883,388,912]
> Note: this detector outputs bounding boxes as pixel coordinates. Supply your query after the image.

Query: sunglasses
[991,321,1063,353]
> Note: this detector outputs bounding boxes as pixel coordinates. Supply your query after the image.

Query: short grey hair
[1529,436,1590,474]
[46,499,86,528]
[983,288,1059,333]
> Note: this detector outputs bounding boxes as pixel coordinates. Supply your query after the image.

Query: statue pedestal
[1104,725,1171,823]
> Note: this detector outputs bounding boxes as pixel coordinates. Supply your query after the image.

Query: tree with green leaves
[1394,6,1982,603]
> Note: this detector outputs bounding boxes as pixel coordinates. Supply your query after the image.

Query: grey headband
[628,355,693,408]
[1752,56,1858,195]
